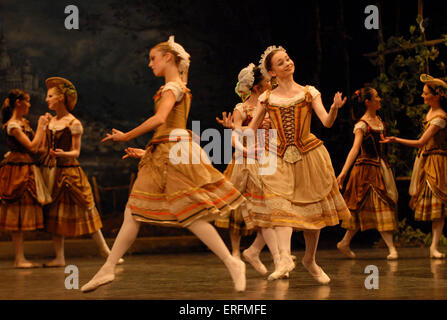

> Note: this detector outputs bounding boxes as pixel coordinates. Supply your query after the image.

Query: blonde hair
[152,41,189,84]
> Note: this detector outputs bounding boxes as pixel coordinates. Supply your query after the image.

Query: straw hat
[45,77,78,111]
[420,74,447,97]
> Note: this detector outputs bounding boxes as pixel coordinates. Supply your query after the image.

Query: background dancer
[0,89,50,268]
[41,77,117,267]
[336,87,399,260]
[215,63,271,275]
[382,74,447,259]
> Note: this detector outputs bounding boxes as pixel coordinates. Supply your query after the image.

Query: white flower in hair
[259,45,285,79]
[237,63,256,93]
[168,35,190,74]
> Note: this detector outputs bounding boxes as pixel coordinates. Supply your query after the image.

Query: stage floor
[0,247,445,300]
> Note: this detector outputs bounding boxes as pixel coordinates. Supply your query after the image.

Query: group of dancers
[0,36,446,293]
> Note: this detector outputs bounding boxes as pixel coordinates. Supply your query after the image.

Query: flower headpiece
[235,63,255,102]
[168,35,190,76]
[259,45,285,80]
[420,74,447,98]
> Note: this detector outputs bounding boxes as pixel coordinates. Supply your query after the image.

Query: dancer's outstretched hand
[380,136,396,144]
[101,129,128,142]
[333,92,347,109]
[216,112,234,129]
[122,147,145,159]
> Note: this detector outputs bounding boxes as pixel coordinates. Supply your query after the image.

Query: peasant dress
[214,103,271,235]
[126,81,244,227]
[341,119,398,231]
[243,86,351,230]
[0,120,50,231]
[41,116,103,237]
[409,116,447,220]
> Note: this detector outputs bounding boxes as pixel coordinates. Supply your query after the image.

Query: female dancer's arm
[9,116,48,153]
[247,101,266,131]
[381,124,441,148]
[312,92,347,128]
[102,90,177,143]
[336,129,363,189]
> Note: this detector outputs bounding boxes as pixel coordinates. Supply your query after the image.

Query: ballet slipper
[81,267,115,293]
[267,253,295,281]
[242,249,267,275]
[337,242,356,259]
[302,259,331,285]
[430,248,446,259]
[227,258,246,292]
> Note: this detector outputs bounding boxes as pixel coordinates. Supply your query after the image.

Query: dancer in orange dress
[81,36,246,293]
[245,46,350,283]
[336,87,398,260]
[382,74,447,259]
[0,89,50,268]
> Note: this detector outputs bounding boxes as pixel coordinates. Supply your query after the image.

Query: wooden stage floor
[0,247,445,300]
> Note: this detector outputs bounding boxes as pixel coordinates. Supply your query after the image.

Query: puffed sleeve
[162,82,184,102]
[430,118,446,129]
[308,86,321,99]
[353,121,367,134]
[233,103,247,121]
[258,91,268,104]
[6,120,22,135]
[69,119,84,135]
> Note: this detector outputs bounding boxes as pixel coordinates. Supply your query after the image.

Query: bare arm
[381,124,441,148]
[312,92,347,128]
[9,116,48,153]
[247,101,266,131]
[102,90,177,143]
[336,129,364,189]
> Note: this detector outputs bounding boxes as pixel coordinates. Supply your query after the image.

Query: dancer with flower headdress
[40,77,117,267]
[0,89,50,268]
[244,45,350,283]
[336,87,399,260]
[215,63,273,275]
[81,36,246,293]
[382,74,447,259]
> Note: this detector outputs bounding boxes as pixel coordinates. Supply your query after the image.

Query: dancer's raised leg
[81,207,140,292]
[188,219,246,292]
[302,230,330,284]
